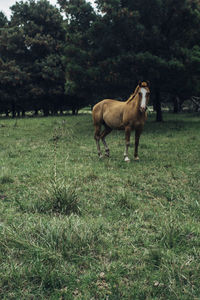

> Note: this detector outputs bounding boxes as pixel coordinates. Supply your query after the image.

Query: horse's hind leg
[100,125,112,157]
[94,125,103,158]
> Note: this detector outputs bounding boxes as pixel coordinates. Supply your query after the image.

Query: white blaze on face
[140,88,147,110]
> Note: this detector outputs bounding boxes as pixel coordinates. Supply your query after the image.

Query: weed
[0,175,14,184]
[46,181,80,215]
[116,188,134,210]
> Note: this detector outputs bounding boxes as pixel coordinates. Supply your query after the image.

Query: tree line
[0,0,200,120]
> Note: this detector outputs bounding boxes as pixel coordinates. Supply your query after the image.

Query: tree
[0,0,66,117]
[1,0,200,117]
[11,0,67,115]
[94,0,200,120]
[0,58,28,117]
[0,12,7,28]
[58,0,99,109]
[0,15,31,117]
[59,0,200,119]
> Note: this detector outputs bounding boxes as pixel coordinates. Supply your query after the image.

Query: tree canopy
[0,0,200,118]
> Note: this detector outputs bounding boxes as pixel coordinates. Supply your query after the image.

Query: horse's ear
[146,80,150,87]
[138,80,142,87]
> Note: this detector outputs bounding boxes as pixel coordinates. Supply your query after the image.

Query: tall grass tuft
[49,126,80,215]
[45,181,80,215]
[14,182,80,215]
[0,175,14,184]
[14,126,80,215]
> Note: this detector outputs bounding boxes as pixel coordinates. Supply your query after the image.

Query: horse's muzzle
[140,107,147,113]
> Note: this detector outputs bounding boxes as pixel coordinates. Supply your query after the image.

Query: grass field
[0,112,200,299]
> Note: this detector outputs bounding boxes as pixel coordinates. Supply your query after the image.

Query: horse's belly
[102,101,125,129]
[103,114,124,129]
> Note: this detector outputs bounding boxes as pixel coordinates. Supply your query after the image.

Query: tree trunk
[72,108,78,115]
[12,110,16,118]
[11,100,16,118]
[154,88,163,122]
[43,108,49,116]
[173,96,180,113]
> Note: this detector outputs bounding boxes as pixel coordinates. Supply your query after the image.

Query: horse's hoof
[124,156,130,162]
[98,154,103,159]
[134,157,139,161]
[105,153,110,157]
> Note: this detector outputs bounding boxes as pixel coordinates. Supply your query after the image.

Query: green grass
[0,113,200,299]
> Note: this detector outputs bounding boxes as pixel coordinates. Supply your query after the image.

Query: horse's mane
[126,85,139,103]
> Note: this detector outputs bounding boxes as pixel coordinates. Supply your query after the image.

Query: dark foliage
[0,0,200,118]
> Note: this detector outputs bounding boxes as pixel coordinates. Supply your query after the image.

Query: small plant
[161,223,185,249]
[48,182,80,215]
[147,248,163,269]
[0,175,14,184]
[116,188,133,209]
[52,126,62,183]
[17,182,81,215]
[48,127,80,215]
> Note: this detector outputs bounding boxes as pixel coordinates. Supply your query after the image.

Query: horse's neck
[126,85,139,104]
[127,94,140,111]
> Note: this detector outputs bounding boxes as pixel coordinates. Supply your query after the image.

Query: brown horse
[92,81,150,162]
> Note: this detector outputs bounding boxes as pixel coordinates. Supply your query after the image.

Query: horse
[92,81,150,162]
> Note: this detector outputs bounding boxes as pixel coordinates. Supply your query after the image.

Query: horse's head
[138,81,150,113]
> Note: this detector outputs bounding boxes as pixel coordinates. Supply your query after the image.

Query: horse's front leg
[134,127,143,161]
[124,126,131,162]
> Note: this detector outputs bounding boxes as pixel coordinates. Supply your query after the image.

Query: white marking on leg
[124,156,130,162]
[124,143,129,159]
